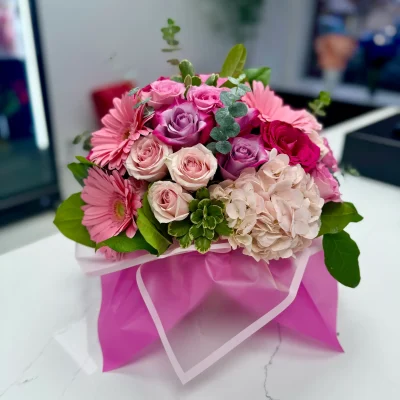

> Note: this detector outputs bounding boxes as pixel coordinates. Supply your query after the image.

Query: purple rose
[217,134,269,180]
[153,102,214,149]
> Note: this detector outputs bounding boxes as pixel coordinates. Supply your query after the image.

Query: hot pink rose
[311,164,341,203]
[261,121,320,172]
[187,85,225,112]
[165,144,218,191]
[125,135,172,182]
[142,79,184,109]
[148,181,193,223]
[321,138,339,172]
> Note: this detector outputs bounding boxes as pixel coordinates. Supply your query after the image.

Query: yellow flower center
[114,200,125,220]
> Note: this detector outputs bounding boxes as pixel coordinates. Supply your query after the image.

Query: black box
[341,114,400,187]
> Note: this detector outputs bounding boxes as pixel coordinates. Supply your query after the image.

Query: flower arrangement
[55,19,362,288]
[54,19,364,382]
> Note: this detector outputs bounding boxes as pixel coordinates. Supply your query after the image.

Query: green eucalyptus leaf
[215,220,233,237]
[228,102,247,117]
[224,122,241,138]
[220,44,247,78]
[136,209,171,255]
[168,219,192,237]
[179,59,195,79]
[190,209,203,224]
[97,232,157,254]
[244,67,271,87]
[195,237,211,254]
[210,127,229,141]
[162,48,181,52]
[215,108,235,127]
[191,76,201,86]
[216,141,232,155]
[189,224,205,240]
[318,202,363,236]
[178,233,192,248]
[167,58,180,66]
[67,162,90,186]
[171,75,184,83]
[128,87,140,96]
[53,193,95,248]
[220,91,235,107]
[323,230,361,288]
[206,142,217,153]
[196,187,210,200]
[189,199,200,212]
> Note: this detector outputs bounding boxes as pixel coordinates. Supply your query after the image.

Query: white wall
[36,0,233,197]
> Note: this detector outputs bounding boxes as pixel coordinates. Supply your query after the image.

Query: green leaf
[198,198,211,209]
[195,237,211,254]
[179,59,195,79]
[318,202,363,236]
[189,224,205,240]
[220,44,247,78]
[204,228,214,240]
[184,75,192,87]
[134,97,151,109]
[141,193,162,230]
[178,233,192,249]
[67,162,90,186]
[323,231,361,288]
[224,122,241,138]
[244,67,271,87]
[97,232,157,254]
[205,73,219,86]
[206,142,217,153]
[196,187,210,200]
[228,102,247,117]
[211,199,225,208]
[136,208,171,255]
[215,108,235,127]
[167,58,180,66]
[208,205,223,223]
[168,219,192,237]
[191,76,201,86]
[204,216,216,230]
[53,193,95,248]
[215,220,233,237]
[319,91,331,105]
[75,156,94,166]
[210,127,229,141]
[216,141,232,155]
[171,75,184,83]
[190,209,203,224]
[189,199,200,212]
[167,18,175,25]
[162,48,181,52]
[220,91,235,107]
[171,25,180,34]
[128,87,140,96]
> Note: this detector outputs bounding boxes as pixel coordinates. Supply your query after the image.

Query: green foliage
[323,231,361,288]
[191,76,202,86]
[168,187,230,253]
[216,141,232,154]
[309,91,331,117]
[128,87,140,96]
[244,67,271,87]
[67,162,91,186]
[318,202,363,236]
[179,59,195,81]
[205,73,219,86]
[72,130,92,151]
[161,18,181,54]
[228,102,247,117]
[184,75,192,88]
[133,97,151,109]
[171,75,184,83]
[97,232,157,254]
[167,58,180,66]
[220,44,247,78]
[215,220,233,236]
[53,193,95,248]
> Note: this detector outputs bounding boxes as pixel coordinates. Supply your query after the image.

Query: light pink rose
[187,85,225,112]
[148,181,193,223]
[311,164,341,203]
[125,135,172,182]
[142,79,184,109]
[321,138,339,172]
[165,144,218,191]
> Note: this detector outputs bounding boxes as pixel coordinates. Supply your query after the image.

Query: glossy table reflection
[1,108,400,399]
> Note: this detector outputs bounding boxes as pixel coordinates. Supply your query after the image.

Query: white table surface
[1,107,400,399]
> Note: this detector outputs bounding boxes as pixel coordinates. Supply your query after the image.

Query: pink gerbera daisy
[242,81,322,134]
[89,92,152,171]
[81,167,142,243]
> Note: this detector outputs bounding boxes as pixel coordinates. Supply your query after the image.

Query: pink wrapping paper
[76,240,342,383]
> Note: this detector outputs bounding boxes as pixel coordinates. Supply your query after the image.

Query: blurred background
[1,0,400,253]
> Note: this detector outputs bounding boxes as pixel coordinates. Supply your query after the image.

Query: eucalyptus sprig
[72,130,92,151]
[309,91,331,117]
[161,18,181,66]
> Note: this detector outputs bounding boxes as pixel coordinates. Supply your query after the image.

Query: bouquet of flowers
[54,19,363,383]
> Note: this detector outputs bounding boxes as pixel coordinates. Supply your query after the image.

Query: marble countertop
[1,108,400,399]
